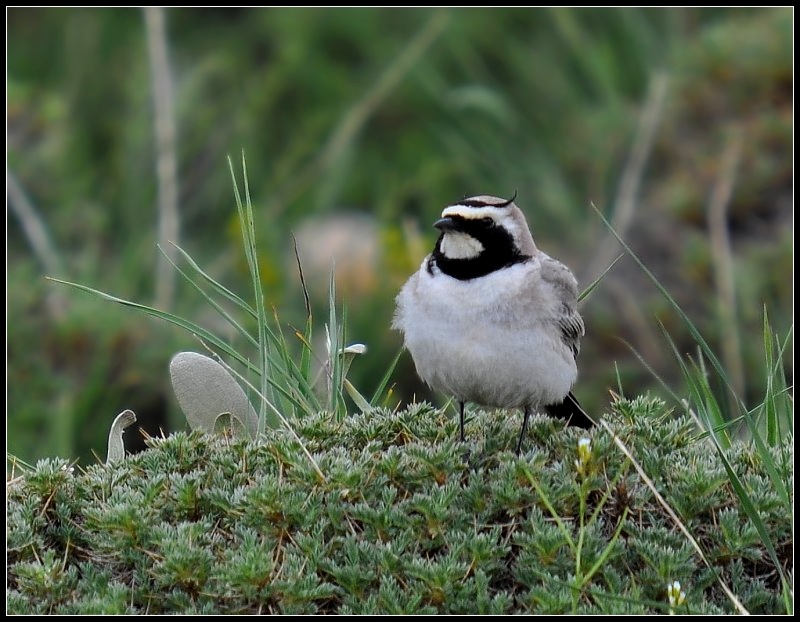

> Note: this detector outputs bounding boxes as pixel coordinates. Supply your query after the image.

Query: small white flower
[575,437,592,474]
[667,580,686,611]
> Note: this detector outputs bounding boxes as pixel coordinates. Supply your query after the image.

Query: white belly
[394,263,577,409]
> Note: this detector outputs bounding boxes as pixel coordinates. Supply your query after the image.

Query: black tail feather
[545,392,593,429]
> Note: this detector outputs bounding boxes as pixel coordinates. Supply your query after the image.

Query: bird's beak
[433,216,458,232]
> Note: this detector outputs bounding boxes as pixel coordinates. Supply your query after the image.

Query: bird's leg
[459,401,466,442]
[516,407,531,455]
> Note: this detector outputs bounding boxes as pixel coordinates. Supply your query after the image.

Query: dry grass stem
[145,6,180,310]
[707,131,744,403]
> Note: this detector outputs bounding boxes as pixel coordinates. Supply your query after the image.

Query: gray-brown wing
[539,255,585,360]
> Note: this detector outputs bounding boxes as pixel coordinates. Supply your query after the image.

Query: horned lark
[393,194,591,453]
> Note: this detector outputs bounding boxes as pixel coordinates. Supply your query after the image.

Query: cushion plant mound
[6,397,792,614]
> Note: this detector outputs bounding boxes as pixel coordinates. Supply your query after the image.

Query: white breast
[394,258,577,409]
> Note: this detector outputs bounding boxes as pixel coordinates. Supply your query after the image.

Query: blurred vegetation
[7,7,792,464]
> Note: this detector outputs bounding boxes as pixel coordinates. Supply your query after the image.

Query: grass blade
[370,347,403,407]
[600,418,748,614]
[297,315,314,388]
[326,271,342,416]
[159,245,258,349]
[229,153,273,431]
[709,429,791,595]
[579,253,623,303]
[590,201,748,419]
[47,277,259,375]
[168,241,257,318]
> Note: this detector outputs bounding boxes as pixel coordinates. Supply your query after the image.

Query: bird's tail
[545,392,594,428]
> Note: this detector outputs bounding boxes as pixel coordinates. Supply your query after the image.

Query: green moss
[6,398,792,614]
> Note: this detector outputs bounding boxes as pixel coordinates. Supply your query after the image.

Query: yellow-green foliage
[7,398,792,614]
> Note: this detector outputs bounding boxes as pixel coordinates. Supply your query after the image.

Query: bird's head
[430,194,536,280]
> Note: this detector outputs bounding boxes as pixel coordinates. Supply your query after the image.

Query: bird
[392,193,592,454]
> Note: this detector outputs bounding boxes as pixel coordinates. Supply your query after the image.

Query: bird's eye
[480,217,494,227]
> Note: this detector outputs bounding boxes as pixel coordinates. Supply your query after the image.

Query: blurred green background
[7,8,792,464]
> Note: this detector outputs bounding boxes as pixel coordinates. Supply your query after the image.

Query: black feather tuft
[545,392,593,428]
